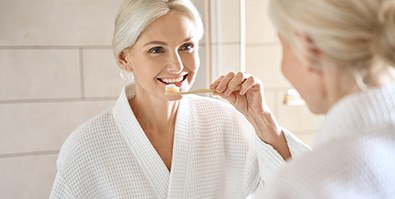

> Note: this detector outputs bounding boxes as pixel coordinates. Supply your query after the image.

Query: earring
[120,71,135,82]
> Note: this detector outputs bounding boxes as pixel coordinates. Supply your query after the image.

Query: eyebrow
[143,36,195,47]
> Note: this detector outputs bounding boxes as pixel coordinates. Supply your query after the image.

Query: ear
[118,51,133,72]
[297,32,323,76]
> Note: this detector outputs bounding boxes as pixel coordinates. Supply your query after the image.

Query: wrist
[246,110,282,144]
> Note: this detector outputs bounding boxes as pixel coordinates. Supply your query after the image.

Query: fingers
[239,76,255,95]
[210,75,224,90]
[210,72,258,96]
[223,72,243,95]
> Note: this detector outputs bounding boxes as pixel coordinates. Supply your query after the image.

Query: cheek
[280,50,297,84]
[182,52,200,72]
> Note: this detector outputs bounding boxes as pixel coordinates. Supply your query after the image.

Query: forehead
[137,11,196,44]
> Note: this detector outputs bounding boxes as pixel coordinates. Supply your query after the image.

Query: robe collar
[112,83,193,198]
[314,83,395,147]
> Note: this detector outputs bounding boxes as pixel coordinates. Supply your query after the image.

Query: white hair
[112,0,204,68]
[269,0,395,82]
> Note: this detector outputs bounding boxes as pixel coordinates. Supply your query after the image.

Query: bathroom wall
[245,0,324,144]
[0,0,322,198]
[0,1,125,198]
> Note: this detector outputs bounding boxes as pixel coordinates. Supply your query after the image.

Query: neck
[129,94,179,135]
[325,65,395,111]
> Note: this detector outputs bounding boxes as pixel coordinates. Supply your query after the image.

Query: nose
[166,51,184,73]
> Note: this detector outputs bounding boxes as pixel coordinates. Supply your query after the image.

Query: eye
[148,47,164,54]
[180,43,194,52]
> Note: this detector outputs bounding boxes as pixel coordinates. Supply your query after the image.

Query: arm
[210,72,294,160]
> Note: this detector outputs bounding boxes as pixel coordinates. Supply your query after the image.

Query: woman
[259,0,395,198]
[50,0,307,198]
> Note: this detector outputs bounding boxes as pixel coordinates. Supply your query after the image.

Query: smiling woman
[119,11,200,102]
[49,0,308,198]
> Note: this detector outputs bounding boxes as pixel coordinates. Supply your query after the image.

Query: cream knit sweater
[50,84,308,199]
[262,84,395,198]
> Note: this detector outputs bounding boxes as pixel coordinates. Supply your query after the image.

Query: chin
[306,103,328,115]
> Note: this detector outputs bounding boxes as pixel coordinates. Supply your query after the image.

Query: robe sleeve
[252,127,311,194]
[49,171,76,199]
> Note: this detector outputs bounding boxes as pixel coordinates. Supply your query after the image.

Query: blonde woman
[50,0,308,198]
[257,0,395,198]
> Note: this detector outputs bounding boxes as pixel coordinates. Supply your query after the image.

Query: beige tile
[0,154,58,199]
[276,89,325,132]
[0,0,122,46]
[191,0,205,16]
[291,131,316,147]
[191,0,207,44]
[246,0,277,44]
[209,0,241,43]
[0,49,81,100]
[262,90,276,115]
[245,45,291,88]
[83,49,126,98]
[192,45,209,90]
[211,44,241,79]
[0,100,114,154]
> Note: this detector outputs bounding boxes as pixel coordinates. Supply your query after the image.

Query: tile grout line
[0,150,60,159]
[0,97,117,104]
[0,45,112,49]
[79,47,85,99]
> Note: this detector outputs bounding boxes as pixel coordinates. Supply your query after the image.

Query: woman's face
[123,11,200,101]
[279,35,328,114]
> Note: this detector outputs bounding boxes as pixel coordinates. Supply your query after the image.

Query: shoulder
[265,132,395,198]
[182,95,255,142]
[184,95,241,116]
[183,95,252,127]
[56,108,119,166]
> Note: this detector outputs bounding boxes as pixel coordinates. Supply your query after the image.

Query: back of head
[269,0,395,82]
[112,0,203,68]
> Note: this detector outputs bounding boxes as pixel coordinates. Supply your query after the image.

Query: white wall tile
[245,45,291,88]
[276,89,325,132]
[192,45,209,90]
[83,49,125,98]
[0,155,57,199]
[293,131,316,147]
[210,0,241,43]
[191,0,207,44]
[262,90,276,115]
[0,0,122,46]
[246,0,276,44]
[211,44,241,79]
[0,49,81,100]
[0,100,114,154]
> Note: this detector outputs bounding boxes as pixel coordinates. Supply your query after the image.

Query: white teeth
[160,76,184,84]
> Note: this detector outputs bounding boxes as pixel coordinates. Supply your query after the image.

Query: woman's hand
[210,72,291,160]
[210,72,268,116]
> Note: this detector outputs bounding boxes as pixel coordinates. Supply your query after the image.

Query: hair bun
[376,0,395,67]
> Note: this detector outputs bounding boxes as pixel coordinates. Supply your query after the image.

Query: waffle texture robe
[50,84,309,198]
[262,84,395,198]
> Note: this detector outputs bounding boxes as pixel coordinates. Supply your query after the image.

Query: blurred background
[0,0,323,198]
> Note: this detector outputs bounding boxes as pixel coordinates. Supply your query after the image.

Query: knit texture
[262,84,395,198]
[50,84,308,198]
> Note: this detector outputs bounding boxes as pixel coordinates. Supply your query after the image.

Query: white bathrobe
[262,84,395,198]
[50,84,308,199]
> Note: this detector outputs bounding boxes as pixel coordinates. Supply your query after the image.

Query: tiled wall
[0,0,322,198]
[245,0,324,144]
[1,0,125,198]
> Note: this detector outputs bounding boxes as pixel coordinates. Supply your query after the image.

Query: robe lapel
[113,87,170,199]
[167,97,193,198]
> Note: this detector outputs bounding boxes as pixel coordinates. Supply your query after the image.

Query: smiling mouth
[158,74,188,86]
